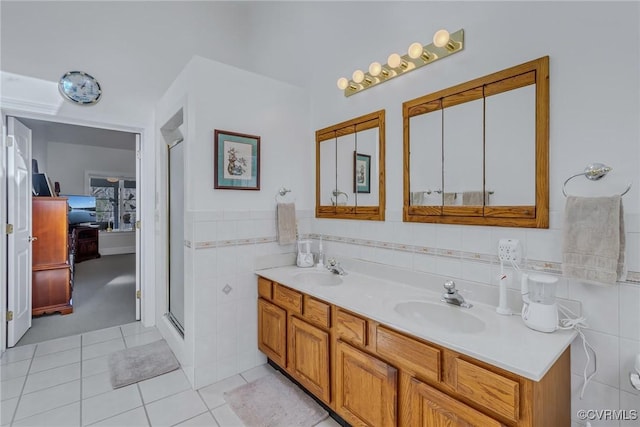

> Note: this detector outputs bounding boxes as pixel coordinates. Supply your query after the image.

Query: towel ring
[275,187,292,202]
[331,190,349,206]
[562,163,632,197]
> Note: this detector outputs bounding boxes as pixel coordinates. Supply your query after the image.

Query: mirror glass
[409,108,442,206]
[443,98,483,206]
[319,135,336,207]
[485,84,536,205]
[403,56,549,228]
[336,133,356,207]
[316,110,385,220]
[354,127,379,207]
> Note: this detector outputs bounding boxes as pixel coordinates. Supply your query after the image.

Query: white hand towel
[277,203,296,245]
[562,195,625,285]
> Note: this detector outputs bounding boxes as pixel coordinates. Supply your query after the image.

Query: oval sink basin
[293,271,343,286]
[393,301,485,334]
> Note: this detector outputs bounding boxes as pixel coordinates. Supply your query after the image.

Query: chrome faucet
[441,280,472,308]
[326,258,347,276]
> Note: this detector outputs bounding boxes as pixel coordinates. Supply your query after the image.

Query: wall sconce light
[337,28,464,97]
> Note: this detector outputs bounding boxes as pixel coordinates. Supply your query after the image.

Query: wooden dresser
[32,197,73,315]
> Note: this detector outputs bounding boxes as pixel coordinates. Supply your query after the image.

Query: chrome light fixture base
[341,29,464,97]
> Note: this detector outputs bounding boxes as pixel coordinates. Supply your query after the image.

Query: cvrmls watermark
[577,409,638,421]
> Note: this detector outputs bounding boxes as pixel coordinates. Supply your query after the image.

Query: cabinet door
[335,340,397,426]
[408,378,503,427]
[288,316,330,403]
[258,298,287,367]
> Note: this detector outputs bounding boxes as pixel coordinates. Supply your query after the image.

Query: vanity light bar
[338,29,464,97]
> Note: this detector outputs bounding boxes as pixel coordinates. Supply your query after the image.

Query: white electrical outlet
[498,238,522,263]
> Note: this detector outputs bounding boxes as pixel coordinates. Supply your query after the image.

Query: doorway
[5,116,142,346]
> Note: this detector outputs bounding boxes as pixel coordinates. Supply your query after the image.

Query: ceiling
[17,117,136,151]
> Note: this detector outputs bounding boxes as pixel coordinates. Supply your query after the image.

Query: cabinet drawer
[273,283,302,314]
[258,277,273,300]
[336,309,367,347]
[376,326,440,383]
[303,296,331,329]
[409,378,502,427]
[454,358,520,422]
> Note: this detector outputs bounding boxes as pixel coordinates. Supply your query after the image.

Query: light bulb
[337,77,349,90]
[369,62,382,77]
[387,53,402,68]
[408,42,424,59]
[352,69,365,84]
[433,29,450,48]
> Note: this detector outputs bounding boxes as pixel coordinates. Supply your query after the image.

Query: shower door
[168,139,184,334]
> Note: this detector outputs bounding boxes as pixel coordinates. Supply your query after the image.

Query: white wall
[297,2,639,425]
[46,141,135,195]
[155,55,312,388]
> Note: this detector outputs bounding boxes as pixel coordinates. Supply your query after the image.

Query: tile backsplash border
[187,232,640,285]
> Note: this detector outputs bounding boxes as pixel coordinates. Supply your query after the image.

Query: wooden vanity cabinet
[259,281,333,405]
[288,316,331,403]
[257,298,287,367]
[335,339,398,426]
[256,276,570,427]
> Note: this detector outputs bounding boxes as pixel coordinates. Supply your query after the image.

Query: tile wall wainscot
[314,209,640,427]
[184,209,314,387]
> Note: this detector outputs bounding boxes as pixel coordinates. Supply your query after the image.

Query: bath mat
[224,372,328,427]
[108,339,179,388]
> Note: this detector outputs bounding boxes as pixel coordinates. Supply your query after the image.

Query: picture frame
[214,129,260,190]
[353,152,371,194]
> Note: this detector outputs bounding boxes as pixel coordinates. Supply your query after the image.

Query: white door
[7,117,32,347]
[135,134,141,320]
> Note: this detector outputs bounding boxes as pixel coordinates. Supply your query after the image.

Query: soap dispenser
[316,236,325,270]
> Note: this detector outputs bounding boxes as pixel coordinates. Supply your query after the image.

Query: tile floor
[1,323,341,427]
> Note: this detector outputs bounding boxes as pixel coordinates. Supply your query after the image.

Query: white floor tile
[14,379,80,421]
[145,389,208,427]
[82,355,110,377]
[82,384,142,426]
[1,375,25,401]
[1,397,18,425]
[82,371,113,399]
[12,401,80,427]
[138,369,191,404]
[174,412,219,427]
[30,347,81,373]
[0,359,30,381]
[23,362,80,394]
[120,322,155,337]
[198,375,246,410]
[211,404,245,427]
[35,334,81,357]
[124,329,162,348]
[1,345,35,365]
[82,338,125,361]
[239,363,276,384]
[89,406,149,427]
[82,326,123,347]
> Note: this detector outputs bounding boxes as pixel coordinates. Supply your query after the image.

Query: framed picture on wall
[353,152,371,193]
[214,129,261,190]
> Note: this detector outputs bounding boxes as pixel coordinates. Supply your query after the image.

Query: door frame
[1,109,154,354]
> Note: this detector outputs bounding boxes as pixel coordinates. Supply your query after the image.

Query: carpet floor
[16,253,137,346]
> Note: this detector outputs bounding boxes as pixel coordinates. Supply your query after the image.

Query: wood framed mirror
[316,110,385,220]
[403,56,549,228]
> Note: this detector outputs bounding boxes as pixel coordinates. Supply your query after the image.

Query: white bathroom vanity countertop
[256,263,577,382]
